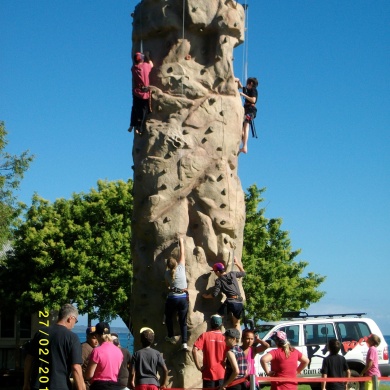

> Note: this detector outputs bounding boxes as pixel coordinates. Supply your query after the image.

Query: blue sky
[1,1,389,333]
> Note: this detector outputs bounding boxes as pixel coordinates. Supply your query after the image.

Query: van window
[256,325,276,339]
[285,325,299,346]
[336,321,370,341]
[271,325,299,346]
[304,323,336,345]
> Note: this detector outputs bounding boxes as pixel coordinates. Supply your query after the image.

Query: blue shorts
[217,300,243,320]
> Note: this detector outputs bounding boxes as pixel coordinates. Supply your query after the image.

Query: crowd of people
[22,304,382,390]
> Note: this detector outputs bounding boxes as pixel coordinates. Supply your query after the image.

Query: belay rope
[242,0,249,84]
[176,0,186,255]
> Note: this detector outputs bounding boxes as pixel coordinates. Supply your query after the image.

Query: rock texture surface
[130,1,246,387]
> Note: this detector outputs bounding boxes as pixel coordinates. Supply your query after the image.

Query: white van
[252,312,390,389]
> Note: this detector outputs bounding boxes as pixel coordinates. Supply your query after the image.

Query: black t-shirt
[213,271,246,299]
[131,347,166,386]
[321,354,349,390]
[243,87,258,114]
[117,347,132,386]
[27,324,83,390]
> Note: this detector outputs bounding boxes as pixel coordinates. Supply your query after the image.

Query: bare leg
[239,122,249,154]
[232,315,241,331]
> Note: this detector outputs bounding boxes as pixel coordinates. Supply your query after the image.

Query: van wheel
[349,370,364,390]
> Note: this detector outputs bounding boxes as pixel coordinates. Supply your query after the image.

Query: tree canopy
[0,180,325,325]
[0,180,133,324]
[0,121,34,249]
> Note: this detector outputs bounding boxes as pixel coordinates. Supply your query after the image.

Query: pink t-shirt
[366,346,380,377]
[269,348,302,390]
[132,62,153,99]
[246,347,256,375]
[90,341,123,383]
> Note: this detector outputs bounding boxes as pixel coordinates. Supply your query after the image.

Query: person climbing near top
[202,256,246,331]
[128,51,153,135]
[236,77,258,154]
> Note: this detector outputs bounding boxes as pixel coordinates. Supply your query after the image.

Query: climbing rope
[182,0,186,41]
[139,1,143,53]
[177,0,186,241]
[241,0,249,83]
[181,0,186,97]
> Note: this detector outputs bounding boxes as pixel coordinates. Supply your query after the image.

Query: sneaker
[127,126,133,133]
[181,343,188,350]
[165,336,176,344]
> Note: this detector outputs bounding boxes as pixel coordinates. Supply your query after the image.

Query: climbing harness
[248,113,258,139]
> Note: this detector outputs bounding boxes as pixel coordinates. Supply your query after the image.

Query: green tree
[242,184,325,322]
[0,180,133,324]
[0,121,34,249]
[1,180,324,326]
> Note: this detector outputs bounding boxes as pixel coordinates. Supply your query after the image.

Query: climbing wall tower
[130,1,246,387]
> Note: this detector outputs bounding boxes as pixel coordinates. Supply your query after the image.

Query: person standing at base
[111,333,132,390]
[219,328,247,390]
[321,339,350,390]
[82,326,99,390]
[241,329,270,388]
[360,334,381,390]
[130,327,168,390]
[23,303,85,390]
[202,256,246,331]
[164,236,188,350]
[260,331,309,390]
[84,322,123,390]
[192,314,228,388]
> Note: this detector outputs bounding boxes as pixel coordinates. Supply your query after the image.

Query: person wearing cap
[260,331,309,390]
[23,303,85,390]
[202,256,246,330]
[130,328,168,390]
[84,322,123,390]
[164,236,188,350]
[192,314,228,388]
[128,51,153,134]
[219,328,247,390]
[111,333,132,390]
[82,326,99,389]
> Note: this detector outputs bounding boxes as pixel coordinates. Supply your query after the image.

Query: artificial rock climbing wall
[130,0,246,387]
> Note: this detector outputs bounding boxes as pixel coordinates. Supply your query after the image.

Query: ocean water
[75,329,134,353]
